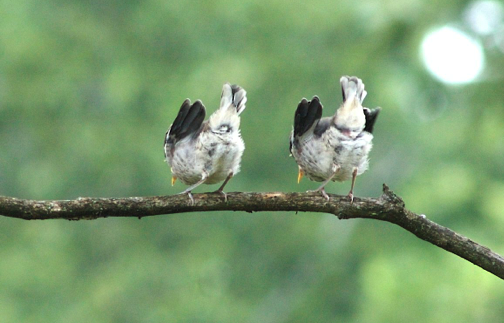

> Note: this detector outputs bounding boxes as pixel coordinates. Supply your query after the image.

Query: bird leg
[180,172,208,205]
[214,172,234,202]
[308,164,340,201]
[348,167,358,203]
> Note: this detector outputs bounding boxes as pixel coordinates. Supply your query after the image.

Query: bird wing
[363,107,381,134]
[166,99,206,145]
[293,96,323,138]
[290,96,323,155]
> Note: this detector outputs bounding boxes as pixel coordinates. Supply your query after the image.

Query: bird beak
[171,176,177,186]
[297,168,304,184]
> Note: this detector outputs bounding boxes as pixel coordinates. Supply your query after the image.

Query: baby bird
[164,83,247,204]
[289,76,380,202]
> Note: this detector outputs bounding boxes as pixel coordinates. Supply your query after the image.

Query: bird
[164,83,247,204]
[289,76,380,202]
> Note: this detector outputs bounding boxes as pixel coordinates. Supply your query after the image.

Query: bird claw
[187,192,195,206]
[178,190,195,206]
[307,189,330,201]
[320,190,330,201]
[347,192,354,204]
[214,190,228,202]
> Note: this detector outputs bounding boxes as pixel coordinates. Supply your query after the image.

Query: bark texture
[1,184,503,279]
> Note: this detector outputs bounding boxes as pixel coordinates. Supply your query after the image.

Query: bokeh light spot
[421,26,485,84]
[464,0,504,35]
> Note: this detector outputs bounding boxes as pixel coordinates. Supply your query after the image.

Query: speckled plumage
[290,76,380,201]
[164,83,247,203]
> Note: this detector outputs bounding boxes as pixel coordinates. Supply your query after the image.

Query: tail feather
[340,76,367,103]
[335,76,367,137]
[220,83,247,115]
[209,83,247,133]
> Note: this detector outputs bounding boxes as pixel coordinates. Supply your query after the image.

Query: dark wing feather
[363,107,380,133]
[166,99,206,144]
[293,96,323,137]
[313,118,332,137]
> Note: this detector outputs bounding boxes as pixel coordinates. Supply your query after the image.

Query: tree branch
[1,184,503,280]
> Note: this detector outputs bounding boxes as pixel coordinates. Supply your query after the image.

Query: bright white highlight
[464,0,504,35]
[421,26,485,85]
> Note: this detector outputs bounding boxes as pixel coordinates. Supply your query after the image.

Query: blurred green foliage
[1,0,504,322]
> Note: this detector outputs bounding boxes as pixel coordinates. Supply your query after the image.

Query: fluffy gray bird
[164,83,247,204]
[289,76,380,202]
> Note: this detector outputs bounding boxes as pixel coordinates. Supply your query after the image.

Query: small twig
[1,184,503,280]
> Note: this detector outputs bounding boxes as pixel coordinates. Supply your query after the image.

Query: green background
[1,0,504,322]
